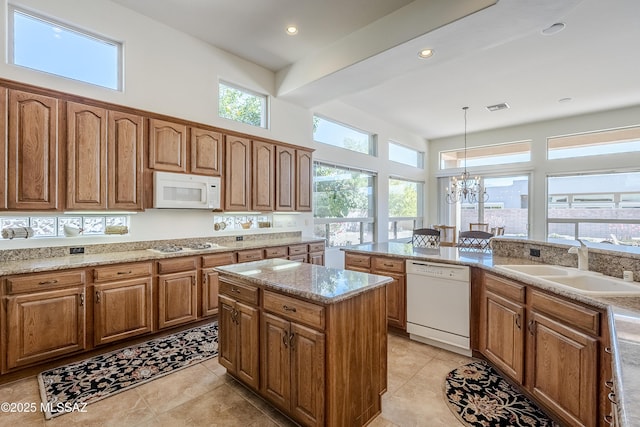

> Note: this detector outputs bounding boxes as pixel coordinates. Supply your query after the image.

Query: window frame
[312,114,377,156]
[388,177,424,241]
[388,141,424,169]
[547,125,640,160]
[8,5,123,91]
[439,140,531,170]
[218,80,269,129]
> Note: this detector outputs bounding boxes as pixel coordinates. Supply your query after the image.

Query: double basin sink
[494,264,640,296]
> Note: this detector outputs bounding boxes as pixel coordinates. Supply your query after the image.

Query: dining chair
[458,230,494,249]
[469,223,490,232]
[411,228,441,247]
[433,225,457,247]
[491,226,505,236]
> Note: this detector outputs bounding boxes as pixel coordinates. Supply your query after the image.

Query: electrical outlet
[529,248,541,257]
[236,236,243,241]
[70,247,85,255]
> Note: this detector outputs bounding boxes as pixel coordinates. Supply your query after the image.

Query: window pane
[389,142,424,168]
[389,179,422,218]
[482,176,529,237]
[313,163,375,219]
[12,8,120,90]
[388,219,419,241]
[440,141,531,169]
[313,115,374,155]
[31,217,57,237]
[548,126,640,159]
[218,82,267,128]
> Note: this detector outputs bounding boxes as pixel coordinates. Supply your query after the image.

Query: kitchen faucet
[568,239,588,271]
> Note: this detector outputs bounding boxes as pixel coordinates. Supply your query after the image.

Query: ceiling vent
[486,103,510,112]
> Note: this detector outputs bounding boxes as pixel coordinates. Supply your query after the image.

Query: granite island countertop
[214,258,393,304]
[343,241,640,427]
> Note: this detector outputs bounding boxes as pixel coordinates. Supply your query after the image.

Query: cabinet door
[94,277,152,346]
[108,111,144,210]
[252,140,275,211]
[261,312,291,410]
[190,128,222,176]
[275,145,295,211]
[0,87,7,210]
[6,288,85,369]
[66,102,107,209]
[148,118,187,172]
[527,311,598,427]
[290,322,325,427]
[202,269,219,317]
[225,135,251,210]
[480,289,525,383]
[218,294,238,373]
[158,271,198,329]
[7,90,59,210]
[383,272,406,329]
[295,150,312,211]
[309,252,325,266]
[236,301,260,389]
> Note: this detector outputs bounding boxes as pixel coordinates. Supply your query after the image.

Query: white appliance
[406,260,471,356]
[153,171,221,209]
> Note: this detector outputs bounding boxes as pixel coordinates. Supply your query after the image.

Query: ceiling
[111,0,640,140]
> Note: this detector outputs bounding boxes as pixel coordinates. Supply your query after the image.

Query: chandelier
[445,107,488,204]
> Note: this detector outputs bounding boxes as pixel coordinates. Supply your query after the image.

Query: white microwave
[153,171,221,209]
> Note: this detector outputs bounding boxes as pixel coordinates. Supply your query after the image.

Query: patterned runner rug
[38,321,218,419]
[445,361,559,427]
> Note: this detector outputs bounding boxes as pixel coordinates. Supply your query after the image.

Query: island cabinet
[3,270,86,371]
[200,252,235,318]
[156,257,198,329]
[216,260,389,427]
[92,262,153,346]
[479,272,606,427]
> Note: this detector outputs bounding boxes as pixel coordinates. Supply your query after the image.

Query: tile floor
[0,333,472,426]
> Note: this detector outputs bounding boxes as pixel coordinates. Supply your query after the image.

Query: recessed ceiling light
[418,49,434,59]
[286,25,298,35]
[542,22,566,35]
[486,103,510,112]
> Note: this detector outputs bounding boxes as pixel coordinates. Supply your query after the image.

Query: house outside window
[313,162,376,247]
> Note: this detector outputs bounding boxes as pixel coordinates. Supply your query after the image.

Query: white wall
[427,105,640,240]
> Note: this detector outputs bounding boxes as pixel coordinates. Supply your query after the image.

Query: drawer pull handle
[515,313,521,329]
[605,380,614,389]
[38,279,58,285]
[289,332,295,349]
[608,392,617,405]
[79,293,84,307]
[95,291,101,304]
[604,414,613,425]
[383,263,394,267]
[283,305,297,313]
[282,331,289,348]
[117,270,132,275]
[231,287,241,293]
[527,320,535,336]
[605,346,612,354]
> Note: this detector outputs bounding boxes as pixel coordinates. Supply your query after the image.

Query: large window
[218,81,268,128]
[313,115,376,156]
[440,141,531,169]
[548,126,640,159]
[388,178,423,241]
[389,141,424,168]
[9,7,121,90]
[547,171,640,244]
[313,162,376,247]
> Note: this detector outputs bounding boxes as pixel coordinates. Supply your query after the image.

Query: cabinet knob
[608,392,617,405]
[605,380,614,390]
[79,293,85,307]
[604,414,614,425]
[515,313,521,329]
[605,346,613,354]
[95,291,101,304]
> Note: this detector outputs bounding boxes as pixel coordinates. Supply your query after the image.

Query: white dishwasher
[406,260,471,356]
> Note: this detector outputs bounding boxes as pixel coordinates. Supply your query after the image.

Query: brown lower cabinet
[157,257,198,329]
[479,272,606,427]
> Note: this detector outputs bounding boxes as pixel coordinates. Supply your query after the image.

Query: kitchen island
[214,258,392,427]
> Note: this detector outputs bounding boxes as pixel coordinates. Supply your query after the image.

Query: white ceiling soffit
[275,0,497,105]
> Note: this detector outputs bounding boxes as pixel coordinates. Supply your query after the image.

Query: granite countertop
[343,241,640,427]
[0,236,325,276]
[215,258,393,304]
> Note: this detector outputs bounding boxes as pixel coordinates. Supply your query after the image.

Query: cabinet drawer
[6,270,86,294]
[288,244,308,256]
[157,257,198,274]
[529,289,600,336]
[345,253,371,269]
[219,278,259,305]
[236,249,264,263]
[263,290,325,330]
[372,257,405,273]
[93,262,152,283]
[201,252,235,268]
[264,246,288,259]
[485,273,526,303]
[308,242,325,253]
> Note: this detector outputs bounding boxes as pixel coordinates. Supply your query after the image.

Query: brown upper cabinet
[190,128,223,176]
[0,87,6,210]
[252,140,275,211]
[66,103,144,210]
[225,135,251,210]
[7,89,61,210]
[296,150,312,211]
[275,146,295,211]
[148,118,187,173]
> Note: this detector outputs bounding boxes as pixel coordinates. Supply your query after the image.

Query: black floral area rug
[445,361,559,427]
[38,321,218,419]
